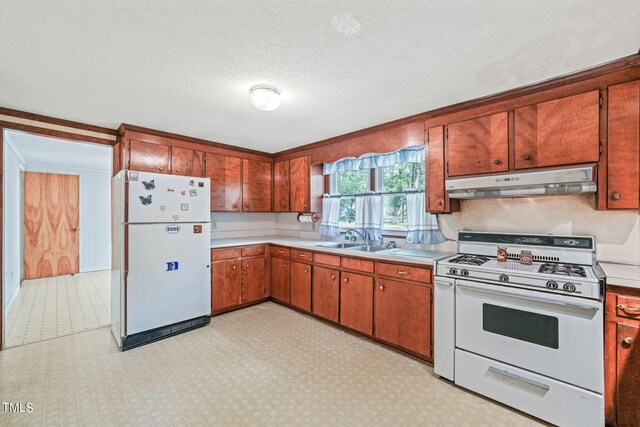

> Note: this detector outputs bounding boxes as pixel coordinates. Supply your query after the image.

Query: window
[331,162,425,232]
[333,170,370,228]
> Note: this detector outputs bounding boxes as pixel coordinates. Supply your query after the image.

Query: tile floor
[0,302,547,426]
[3,270,110,348]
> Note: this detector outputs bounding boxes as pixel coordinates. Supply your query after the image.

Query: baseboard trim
[121,315,210,351]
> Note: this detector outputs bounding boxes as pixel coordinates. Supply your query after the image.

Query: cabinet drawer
[342,257,374,273]
[376,262,431,283]
[211,248,241,261]
[291,249,313,262]
[313,253,341,267]
[615,294,640,320]
[241,245,266,258]
[270,246,290,257]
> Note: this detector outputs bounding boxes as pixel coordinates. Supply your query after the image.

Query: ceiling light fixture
[250,85,281,111]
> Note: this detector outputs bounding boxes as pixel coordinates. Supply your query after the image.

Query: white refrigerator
[111,170,211,350]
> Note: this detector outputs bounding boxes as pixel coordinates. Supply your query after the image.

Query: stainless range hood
[445,166,597,199]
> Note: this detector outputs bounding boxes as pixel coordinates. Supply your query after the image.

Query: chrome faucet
[346,229,369,246]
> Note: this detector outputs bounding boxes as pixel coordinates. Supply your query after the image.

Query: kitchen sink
[346,245,388,253]
[315,242,364,249]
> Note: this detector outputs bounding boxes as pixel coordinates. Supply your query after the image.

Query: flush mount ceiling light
[250,85,281,111]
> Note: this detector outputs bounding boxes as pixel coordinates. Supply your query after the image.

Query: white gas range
[434,231,605,427]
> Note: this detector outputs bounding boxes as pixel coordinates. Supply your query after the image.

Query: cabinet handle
[232,265,237,270]
[246,264,249,268]
[278,250,284,254]
[159,167,163,171]
[493,159,501,165]
[283,264,287,268]
[437,200,443,206]
[344,277,348,283]
[331,275,336,280]
[233,203,239,209]
[298,254,306,257]
[523,154,531,161]
[624,337,634,345]
[379,285,384,290]
[176,169,180,173]
[617,304,640,313]
[396,270,409,276]
[303,203,307,209]
[612,192,621,201]
[304,269,308,273]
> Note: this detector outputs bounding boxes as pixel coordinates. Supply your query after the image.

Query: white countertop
[210,235,453,266]
[599,262,640,289]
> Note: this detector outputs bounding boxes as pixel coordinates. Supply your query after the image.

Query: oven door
[455,279,603,393]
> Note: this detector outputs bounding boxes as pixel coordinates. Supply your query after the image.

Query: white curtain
[355,193,382,241]
[319,195,341,237]
[323,145,424,174]
[406,191,447,244]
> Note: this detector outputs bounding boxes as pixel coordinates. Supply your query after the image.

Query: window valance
[323,145,425,175]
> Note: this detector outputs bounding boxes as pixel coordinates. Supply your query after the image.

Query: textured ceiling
[5,130,112,171]
[1,1,639,153]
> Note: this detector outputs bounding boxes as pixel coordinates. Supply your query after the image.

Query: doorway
[2,130,112,348]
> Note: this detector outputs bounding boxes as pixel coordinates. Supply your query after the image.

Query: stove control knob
[499,274,509,283]
[563,283,577,293]
[546,281,558,290]
[460,269,469,277]
[448,268,458,275]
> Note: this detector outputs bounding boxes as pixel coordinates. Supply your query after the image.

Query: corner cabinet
[272,156,318,213]
[605,285,640,426]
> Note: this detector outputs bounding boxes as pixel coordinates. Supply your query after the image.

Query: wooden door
[241,257,266,303]
[289,156,310,212]
[270,257,290,302]
[616,322,640,426]
[447,112,508,176]
[242,159,272,211]
[514,91,600,169]
[427,126,447,212]
[312,266,340,322]
[374,279,431,357]
[290,261,311,311]
[273,160,290,212]
[206,154,242,211]
[128,139,170,173]
[171,147,204,177]
[607,80,639,209]
[211,259,241,312]
[24,172,80,279]
[340,272,373,335]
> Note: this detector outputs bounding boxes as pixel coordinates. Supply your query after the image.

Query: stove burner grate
[448,254,490,266]
[538,263,586,278]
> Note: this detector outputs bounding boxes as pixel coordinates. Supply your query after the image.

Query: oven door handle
[456,281,601,311]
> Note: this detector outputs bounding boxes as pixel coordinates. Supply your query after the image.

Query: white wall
[3,141,24,311]
[25,165,112,272]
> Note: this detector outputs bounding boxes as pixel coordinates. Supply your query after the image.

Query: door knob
[304,269,308,273]
[379,285,384,290]
[344,278,348,283]
[612,193,621,201]
[232,265,237,270]
[331,275,336,280]
[624,337,634,345]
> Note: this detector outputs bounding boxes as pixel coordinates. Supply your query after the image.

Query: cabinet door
[241,257,266,303]
[340,272,373,335]
[447,112,508,177]
[273,160,290,212]
[374,279,431,357]
[211,259,240,312]
[312,266,340,322]
[206,154,242,211]
[270,257,290,302]
[427,126,447,212]
[290,261,311,311]
[128,139,170,174]
[515,91,600,169]
[242,159,273,211]
[607,80,639,209]
[616,322,640,426]
[171,146,204,177]
[289,156,311,212]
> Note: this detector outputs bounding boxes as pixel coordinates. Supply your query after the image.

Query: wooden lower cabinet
[374,279,432,358]
[605,287,640,426]
[340,272,373,335]
[312,266,340,322]
[270,257,290,303]
[211,259,241,312]
[290,261,311,311]
[241,257,266,303]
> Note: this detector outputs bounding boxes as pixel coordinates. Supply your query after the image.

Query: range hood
[446,166,596,199]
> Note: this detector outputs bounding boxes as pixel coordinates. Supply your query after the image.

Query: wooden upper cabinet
[289,156,311,212]
[447,112,509,177]
[607,80,639,209]
[128,139,170,174]
[427,126,447,212]
[514,90,600,169]
[242,159,272,211]
[273,160,290,212]
[206,154,242,211]
[171,146,204,177]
